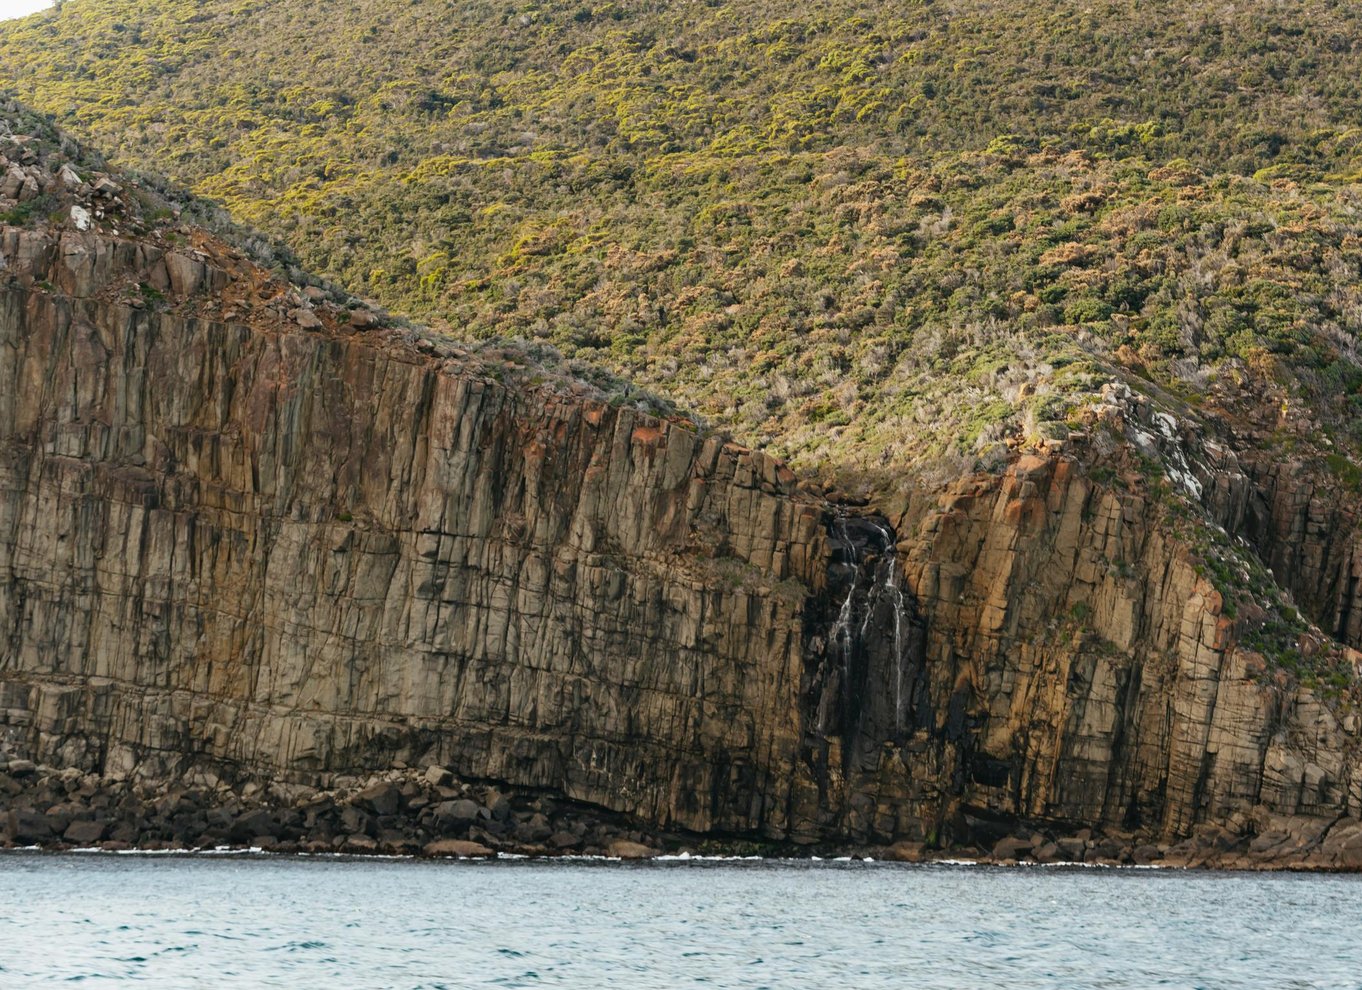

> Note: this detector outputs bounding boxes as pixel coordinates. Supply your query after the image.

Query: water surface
[1,854,1358,988]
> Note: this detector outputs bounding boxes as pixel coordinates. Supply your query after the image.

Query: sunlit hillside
[4,0,1362,482]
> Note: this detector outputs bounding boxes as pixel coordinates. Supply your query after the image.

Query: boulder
[108,822,141,845]
[356,781,403,817]
[290,307,323,330]
[1087,839,1126,863]
[547,830,581,850]
[607,839,660,860]
[164,253,205,296]
[515,817,553,843]
[1055,837,1087,861]
[433,799,483,827]
[342,835,378,854]
[422,765,452,788]
[229,807,277,843]
[484,791,513,822]
[1031,842,1061,864]
[380,835,423,856]
[339,805,373,836]
[423,839,494,858]
[882,841,926,863]
[991,836,1033,862]
[63,820,108,845]
[13,810,56,843]
[0,165,24,199]
[1131,844,1163,866]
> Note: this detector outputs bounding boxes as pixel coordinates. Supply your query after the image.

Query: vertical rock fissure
[804,513,923,781]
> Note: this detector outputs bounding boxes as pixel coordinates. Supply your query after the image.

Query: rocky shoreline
[5,758,1362,871]
[0,759,679,861]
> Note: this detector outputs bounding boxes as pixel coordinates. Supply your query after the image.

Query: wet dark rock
[433,799,484,828]
[1132,844,1163,866]
[229,808,277,843]
[339,805,373,836]
[41,808,76,837]
[13,810,55,843]
[515,817,553,843]
[1056,838,1087,862]
[548,830,581,850]
[106,821,139,845]
[355,781,403,817]
[62,819,108,845]
[6,754,1361,867]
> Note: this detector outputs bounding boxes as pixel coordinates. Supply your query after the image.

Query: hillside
[6,0,1362,864]
[3,0,1362,483]
[5,96,1362,867]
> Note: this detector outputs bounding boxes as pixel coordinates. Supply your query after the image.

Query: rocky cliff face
[3,108,1362,866]
[0,213,834,841]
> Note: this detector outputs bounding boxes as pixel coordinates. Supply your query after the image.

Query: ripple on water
[2,856,1362,989]
[269,939,329,952]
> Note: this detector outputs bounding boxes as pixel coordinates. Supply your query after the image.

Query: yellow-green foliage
[6,0,1362,478]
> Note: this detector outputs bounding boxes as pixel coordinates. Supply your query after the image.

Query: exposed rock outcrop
[3,106,1362,867]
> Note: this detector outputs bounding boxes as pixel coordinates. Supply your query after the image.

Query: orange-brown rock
[2,112,1362,867]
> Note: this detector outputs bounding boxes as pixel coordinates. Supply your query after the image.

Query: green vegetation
[0,193,54,225]
[4,0,1362,480]
[3,0,1361,690]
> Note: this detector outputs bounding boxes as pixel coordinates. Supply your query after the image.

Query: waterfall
[819,518,860,737]
[814,514,916,748]
[873,526,909,737]
[864,520,909,737]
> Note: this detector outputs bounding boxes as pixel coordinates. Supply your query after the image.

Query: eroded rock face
[888,454,1362,839]
[2,151,1361,863]
[0,221,845,841]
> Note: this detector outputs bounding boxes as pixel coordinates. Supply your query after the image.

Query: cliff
[3,107,1362,867]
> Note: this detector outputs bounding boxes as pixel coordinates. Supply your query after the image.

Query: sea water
[1,854,1359,988]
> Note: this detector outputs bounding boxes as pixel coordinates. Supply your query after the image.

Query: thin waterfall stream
[814,514,919,752]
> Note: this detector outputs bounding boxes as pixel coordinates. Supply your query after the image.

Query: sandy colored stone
[607,839,660,859]
[423,839,495,858]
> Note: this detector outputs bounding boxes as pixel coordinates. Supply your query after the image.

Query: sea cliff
[3,108,1362,868]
